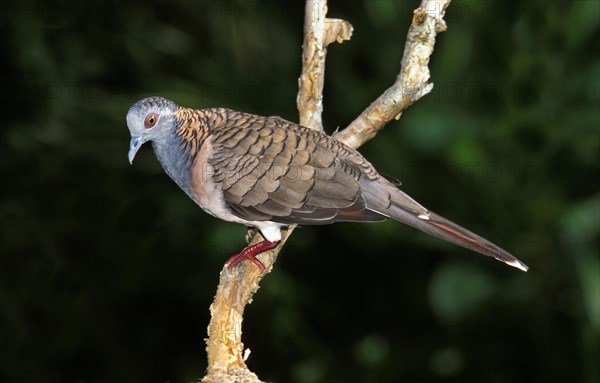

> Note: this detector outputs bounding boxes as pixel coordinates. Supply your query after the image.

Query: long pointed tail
[387,204,528,271]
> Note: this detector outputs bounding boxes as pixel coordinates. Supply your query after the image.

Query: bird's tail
[360,179,528,271]
[386,202,528,271]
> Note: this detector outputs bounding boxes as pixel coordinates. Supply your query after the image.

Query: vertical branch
[297,0,327,130]
[298,0,352,131]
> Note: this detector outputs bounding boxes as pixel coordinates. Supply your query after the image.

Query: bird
[126,96,528,272]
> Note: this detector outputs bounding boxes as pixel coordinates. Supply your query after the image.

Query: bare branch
[201,1,450,381]
[297,0,352,131]
[334,0,451,149]
[201,228,294,383]
[324,18,353,46]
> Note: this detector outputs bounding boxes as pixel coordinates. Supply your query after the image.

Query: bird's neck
[152,129,196,198]
[151,107,216,199]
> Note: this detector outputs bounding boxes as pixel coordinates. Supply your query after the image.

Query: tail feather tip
[502,258,529,272]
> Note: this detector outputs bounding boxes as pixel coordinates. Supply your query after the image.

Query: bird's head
[126,96,178,164]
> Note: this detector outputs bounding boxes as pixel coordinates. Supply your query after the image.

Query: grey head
[126,96,178,164]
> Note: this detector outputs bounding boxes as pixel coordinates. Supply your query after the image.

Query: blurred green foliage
[1,0,598,382]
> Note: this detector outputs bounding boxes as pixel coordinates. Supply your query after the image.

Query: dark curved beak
[128,135,147,164]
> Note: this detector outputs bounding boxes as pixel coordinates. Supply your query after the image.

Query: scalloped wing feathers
[204,110,393,224]
[164,105,527,271]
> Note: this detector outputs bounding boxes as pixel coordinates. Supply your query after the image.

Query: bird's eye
[144,113,158,129]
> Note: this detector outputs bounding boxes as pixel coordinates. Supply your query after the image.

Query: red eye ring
[144,113,159,129]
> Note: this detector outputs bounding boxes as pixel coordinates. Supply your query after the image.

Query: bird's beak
[128,135,147,164]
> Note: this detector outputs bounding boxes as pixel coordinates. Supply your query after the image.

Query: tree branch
[200,228,295,383]
[333,0,451,149]
[297,0,352,131]
[200,1,450,381]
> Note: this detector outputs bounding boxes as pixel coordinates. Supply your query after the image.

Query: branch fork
[200,1,451,381]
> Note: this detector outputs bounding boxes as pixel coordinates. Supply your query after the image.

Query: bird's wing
[207,113,389,224]
[201,110,528,271]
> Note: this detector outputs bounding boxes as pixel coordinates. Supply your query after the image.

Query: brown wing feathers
[195,109,379,224]
[172,105,527,270]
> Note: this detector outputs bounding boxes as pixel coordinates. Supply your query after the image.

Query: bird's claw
[225,239,280,272]
[226,252,266,272]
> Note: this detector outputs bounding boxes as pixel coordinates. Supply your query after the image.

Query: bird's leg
[226,240,280,271]
[244,226,256,243]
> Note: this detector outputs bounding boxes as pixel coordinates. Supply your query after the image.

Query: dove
[126,96,528,272]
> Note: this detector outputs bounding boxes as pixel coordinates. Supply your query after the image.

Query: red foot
[226,240,280,271]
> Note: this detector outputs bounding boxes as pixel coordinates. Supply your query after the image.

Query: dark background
[1,0,598,382]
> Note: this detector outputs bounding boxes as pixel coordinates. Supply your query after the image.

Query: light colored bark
[200,1,451,381]
[333,0,451,148]
[297,0,352,131]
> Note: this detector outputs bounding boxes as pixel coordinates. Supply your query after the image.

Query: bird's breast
[187,136,252,225]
